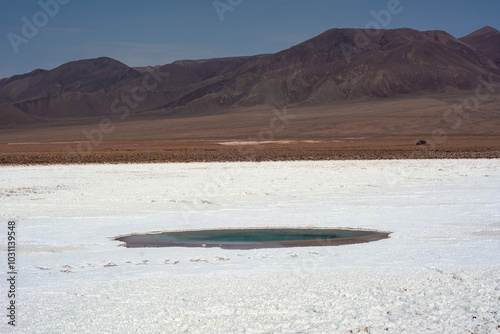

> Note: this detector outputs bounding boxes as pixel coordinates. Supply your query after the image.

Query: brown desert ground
[1,91,499,165]
[1,137,500,165]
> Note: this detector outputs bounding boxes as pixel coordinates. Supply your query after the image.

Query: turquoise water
[115,228,387,249]
[149,228,371,242]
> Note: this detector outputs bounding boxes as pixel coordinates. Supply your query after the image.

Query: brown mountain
[0,57,141,102]
[0,57,144,120]
[460,26,500,67]
[173,27,499,110]
[0,27,499,127]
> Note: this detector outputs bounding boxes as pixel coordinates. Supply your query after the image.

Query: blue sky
[1,0,499,79]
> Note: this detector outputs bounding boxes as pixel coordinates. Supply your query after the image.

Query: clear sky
[1,0,499,79]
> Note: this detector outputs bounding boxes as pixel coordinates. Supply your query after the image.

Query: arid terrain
[1,89,499,164]
[3,2,500,332]
[1,136,499,165]
[1,27,499,164]
[0,92,500,165]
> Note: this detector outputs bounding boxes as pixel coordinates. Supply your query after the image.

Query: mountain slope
[460,26,500,67]
[0,27,499,127]
[0,57,142,104]
[171,28,499,110]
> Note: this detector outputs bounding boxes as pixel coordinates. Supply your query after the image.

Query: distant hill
[460,26,500,67]
[0,26,499,127]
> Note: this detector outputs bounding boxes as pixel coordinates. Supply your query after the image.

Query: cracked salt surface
[1,159,499,333]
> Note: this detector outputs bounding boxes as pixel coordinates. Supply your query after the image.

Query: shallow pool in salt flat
[2,160,499,333]
[115,228,390,249]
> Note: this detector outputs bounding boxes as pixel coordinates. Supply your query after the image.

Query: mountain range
[1,26,499,127]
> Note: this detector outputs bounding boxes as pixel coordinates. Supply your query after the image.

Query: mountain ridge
[0,26,499,127]
[460,25,500,67]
